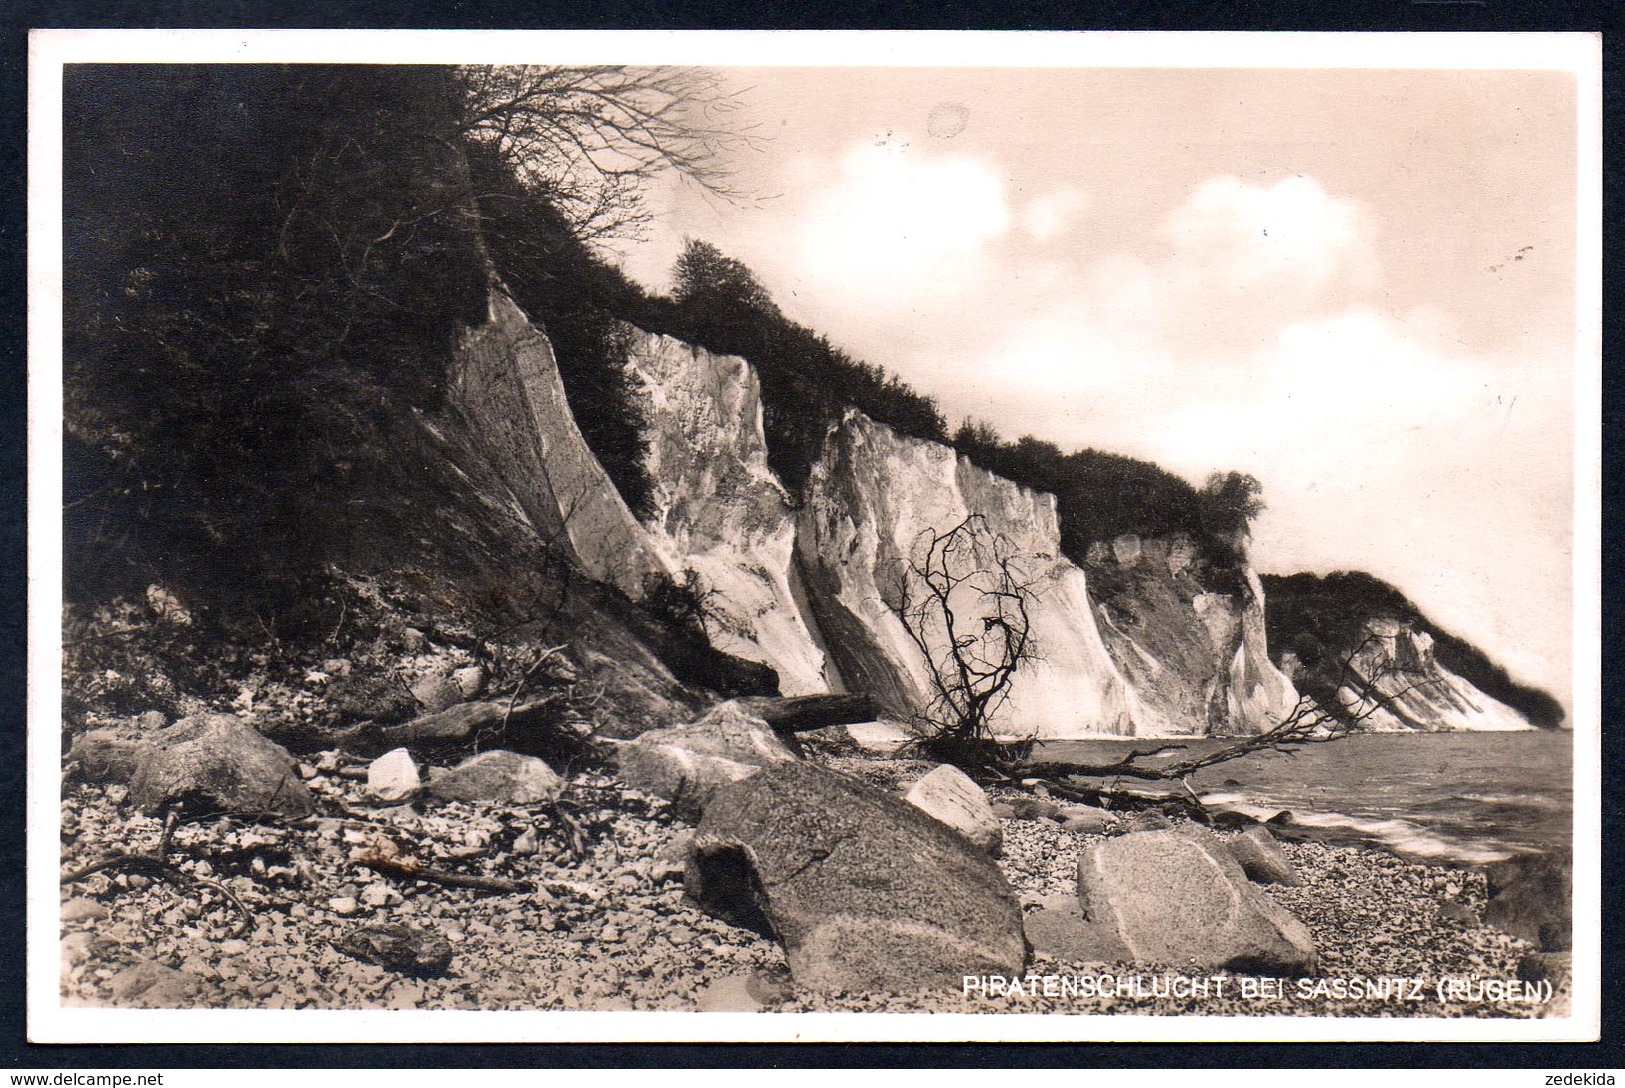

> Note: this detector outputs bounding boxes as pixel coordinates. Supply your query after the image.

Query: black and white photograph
[28,30,1601,1043]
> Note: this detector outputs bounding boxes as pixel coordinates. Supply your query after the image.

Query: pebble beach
[56,744,1561,1020]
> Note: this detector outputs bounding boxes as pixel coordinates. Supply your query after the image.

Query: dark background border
[1,0,1618,1070]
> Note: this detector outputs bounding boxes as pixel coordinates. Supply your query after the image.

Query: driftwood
[729,694,879,735]
[60,808,258,933]
[357,851,531,894]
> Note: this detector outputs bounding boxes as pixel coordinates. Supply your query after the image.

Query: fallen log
[341,695,561,754]
[726,694,880,735]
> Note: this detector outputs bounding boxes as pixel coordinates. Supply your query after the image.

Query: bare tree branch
[455,65,760,242]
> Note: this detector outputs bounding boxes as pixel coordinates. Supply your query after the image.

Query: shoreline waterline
[1032,730,1573,866]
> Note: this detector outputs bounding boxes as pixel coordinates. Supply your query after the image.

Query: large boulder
[1483,850,1572,951]
[685,761,1026,992]
[128,713,312,819]
[1075,829,1318,974]
[615,700,798,819]
[903,764,1002,854]
[428,750,563,805]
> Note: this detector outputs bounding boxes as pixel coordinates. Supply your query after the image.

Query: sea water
[1034,730,1574,866]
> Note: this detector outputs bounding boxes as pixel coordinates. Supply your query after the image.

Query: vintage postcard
[27,30,1601,1043]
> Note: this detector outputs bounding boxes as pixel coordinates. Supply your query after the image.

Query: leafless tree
[888,514,1042,766]
[455,65,758,242]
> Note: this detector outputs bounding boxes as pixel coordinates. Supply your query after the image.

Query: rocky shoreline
[58,736,1565,1019]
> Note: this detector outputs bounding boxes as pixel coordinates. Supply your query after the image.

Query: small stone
[452,666,486,698]
[512,827,540,856]
[1226,825,1305,887]
[1122,810,1173,834]
[410,672,463,713]
[368,748,420,802]
[329,896,359,916]
[1058,805,1115,835]
[428,751,562,806]
[61,898,108,924]
[219,939,249,956]
[599,926,621,943]
[333,922,453,976]
[398,627,429,653]
[361,882,402,908]
[697,973,764,1012]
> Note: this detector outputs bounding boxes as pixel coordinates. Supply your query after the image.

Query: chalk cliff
[1084,532,1298,735]
[447,284,1537,738]
[796,411,1136,739]
[1337,619,1533,732]
[621,330,831,696]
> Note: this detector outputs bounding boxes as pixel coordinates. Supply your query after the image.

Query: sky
[609,66,1581,711]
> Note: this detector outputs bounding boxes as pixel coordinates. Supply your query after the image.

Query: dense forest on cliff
[1260,571,1565,729]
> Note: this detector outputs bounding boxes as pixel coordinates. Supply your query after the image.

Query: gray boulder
[66,729,145,784]
[1226,825,1305,887]
[903,764,1002,854]
[616,700,797,819]
[428,750,563,805]
[1022,893,1131,964]
[1076,828,1317,974]
[128,714,312,819]
[1483,850,1572,951]
[685,761,1025,992]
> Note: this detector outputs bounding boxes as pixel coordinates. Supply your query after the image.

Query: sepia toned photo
[29,31,1600,1043]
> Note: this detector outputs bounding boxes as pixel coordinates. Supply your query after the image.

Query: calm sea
[1035,730,1574,866]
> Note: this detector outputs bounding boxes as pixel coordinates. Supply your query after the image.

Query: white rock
[903,764,1002,854]
[367,748,420,802]
[452,666,486,698]
[329,896,359,916]
[360,882,402,908]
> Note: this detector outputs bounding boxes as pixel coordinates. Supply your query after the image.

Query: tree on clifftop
[457,65,756,243]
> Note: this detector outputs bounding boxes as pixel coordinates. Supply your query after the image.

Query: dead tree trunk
[729,694,880,734]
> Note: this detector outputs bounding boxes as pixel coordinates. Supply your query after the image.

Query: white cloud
[1159,174,1376,300]
[792,139,1011,309]
[1019,187,1087,242]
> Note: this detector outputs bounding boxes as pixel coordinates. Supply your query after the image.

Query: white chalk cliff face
[796,411,1137,739]
[1340,619,1533,732]
[620,330,831,696]
[446,286,671,599]
[1084,532,1299,735]
[448,286,828,695]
